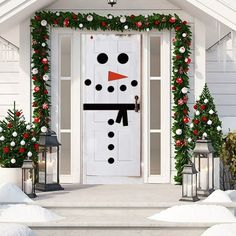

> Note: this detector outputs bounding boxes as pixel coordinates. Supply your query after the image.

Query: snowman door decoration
[83,34,141,177]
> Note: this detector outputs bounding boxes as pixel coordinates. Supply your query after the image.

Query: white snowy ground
[149,189,236,235]
[0,183,62,235]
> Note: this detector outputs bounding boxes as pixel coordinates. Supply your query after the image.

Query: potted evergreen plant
[0,103,38,188]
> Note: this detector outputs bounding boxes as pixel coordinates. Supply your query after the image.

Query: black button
[97,53,108,64]
[131,80,138,87]
[84,79,91,86]
[108,132,114,138]
[117,53,129,64]
[108,119,114,125]
[95,84,102,91]
[120,85,127,91]
[108,86,114,92]
[108,144,114,150]
[108,157,115,164]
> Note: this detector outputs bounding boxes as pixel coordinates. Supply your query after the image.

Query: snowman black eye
[97,53,108,64]
[117,53,129,64]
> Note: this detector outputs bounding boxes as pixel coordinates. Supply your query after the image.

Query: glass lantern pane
[38,151,46,184]
[47,147,58,184]
[183,174,188,196]
[200,157,209,190]
[209,153,213,189]
[23,169,33,194]
[193,174,197,196]
[186,175,193,197]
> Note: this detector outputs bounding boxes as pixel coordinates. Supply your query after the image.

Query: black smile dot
[84,79,91,86]
[95,84,102,91]
[118,53,129,64]
[131,80,138,87]
[108,144,114,150]
[108,86,114,93]
[108,119,114,125]
[120,85,127,91]
[97,53,108,64]
[108,132,114,138]
[108,157,115,164]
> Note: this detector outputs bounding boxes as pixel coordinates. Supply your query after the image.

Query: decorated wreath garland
[31,11,192,183]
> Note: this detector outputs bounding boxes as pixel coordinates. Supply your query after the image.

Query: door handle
[134,95,140,112]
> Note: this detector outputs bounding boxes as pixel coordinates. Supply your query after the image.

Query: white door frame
[51,29,171,184]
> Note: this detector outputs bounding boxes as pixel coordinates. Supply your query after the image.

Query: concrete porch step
[28,208,210,236]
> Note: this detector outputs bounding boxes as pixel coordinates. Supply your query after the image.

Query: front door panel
[83,34,141,177]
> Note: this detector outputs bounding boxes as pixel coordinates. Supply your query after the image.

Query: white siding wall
[206,31,236,133]
[0,38,20,119]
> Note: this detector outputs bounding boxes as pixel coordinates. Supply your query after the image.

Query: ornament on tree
[41,126,47,133]
[41,20,47,26]
[87,15,93,21]
[124,25,129,30]
[34,117,40,123]
[34,87,40,92]
[42,42,46,47]
[146,28,150,32]
[176,77,183,84]
[10,141,15,147]
[217,126,222,131]
[20,140,26,146]
[178,99,184,105]
[183,117,190,123]
[120,16,126,23]
[136,22,143,28]
[176,140,182,147]
[181,87,188,94]
[63,18,70,27]
[42,103,49,110]
[0,136,5,141]
[190,123,194,129]
[207,120,212,125]
[182,33,187,37]
[179,46,186,53]
[26,125,31,130]
[79,23,83,28]
[56,12,60,16]
[209,109,214,114]
[200,105,206,110]
[204,99,209,104]
[193,130,198,136]
[185,58,191,64]
[43,74,49,81]
[0,127,2,132]
[201,116,208,122]
[8,123,13,128]
[188,138,192,143]
[32,68,38,75]
[154,20,160,25]
[193,119,199,125]
[32,137,36,142]
[27,151,32,157]
[19,147,25,153]
[12,132,17,137]
[101,21,107,27]
[195,110,200,116]
[176,129,182,135]
[11,158,16,164]
[203,132,208,138]
[108,14,113,20]
[23,133,29,139]
[169,17,176,23]
[42,58,48,64]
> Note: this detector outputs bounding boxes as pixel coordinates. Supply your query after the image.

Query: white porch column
[19,18,31,121]
[194,18,206,100]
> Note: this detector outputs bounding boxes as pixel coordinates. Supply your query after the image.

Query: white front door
[82,34,141,178]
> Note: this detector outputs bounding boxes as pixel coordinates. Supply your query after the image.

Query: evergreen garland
[0,103,39,168]
[31,11,192,183]
[190,84,223,156]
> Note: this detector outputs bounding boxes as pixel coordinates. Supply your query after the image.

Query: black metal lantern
[35,130,64,191]
[108,0,117,7]
[193,140,215,196]
[22,159,37,198]
[180,162,199,202]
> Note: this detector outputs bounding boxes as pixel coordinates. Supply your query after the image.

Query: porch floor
[35,183,183,207]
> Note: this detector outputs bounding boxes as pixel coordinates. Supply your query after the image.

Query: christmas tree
[190,84,223,155]
[0,102,39,167]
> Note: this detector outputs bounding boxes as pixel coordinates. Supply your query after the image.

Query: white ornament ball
[204,99,209,104]
[11,158,16,164]
[32,124,35,129]
[32,68,38,75]
[87,15,93,22]
[209,109,214,115]
[19,117,25,122]
[144,15,148,19]
[27,151,32,157]
[146,28,150,32]
[203,132,208,138]
[32,137,36,142]
[120,16,126,23]
[217,126,222,131]
[174,69,178,73]
[181,87,188,94]
[56,12,60,16]
[31,63,35,68]
[190,123,194,129]
[108,15,113,20]
[42,42,46,47]
[43,74,49,81]
[10,141,15,147]
[176,129,182,135]
[26,125,31,130]
[41,20,47,27]
[79,23,83,28]
[124,25,129,30]
[41,126,48,133]
[195,110,200,116]
[12,132,17,137]
[179,46,186,53]
[182,33,187,38]
[20,140,26,146]
[188,138,192,143]
[0,136,5,141]
[0,127,3,132]
[207,120,212,125]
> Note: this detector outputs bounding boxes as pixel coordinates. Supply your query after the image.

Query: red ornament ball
[178,99,184,105]
[176,77,183,84]
[23,133,29,139]
[101,21,107,27]
[183,109,188,115]
[42,58,48,65]
[44,65,49,72]
[175,26,181,31]
[32,76,37,81]
[44,89,48,94]
[193,130,198,136]
[193,104,197,110]
[201,116,208,122]
[176,140,182,147]
[34,143,39,150]
[34,117,40,123]
[185,58,191,64]
[172,86,176,91]
[200,105,206,110]
[169,17,176,23]
[193,119,199,125]
[130,14,135,19]
[154,20,160,25]
[63,19,70,27]
[3,146,9,154]
[53,20,58,25]
[32,102,37,107]
[7,123,13,128]
[42,103,49,110]
[183,117,190,123]
[34,86,40,92]
[15,111,21,117]
[136,21,143,28]
[182,21,188,25]
[34,15,41,21]
[19,147,25,153]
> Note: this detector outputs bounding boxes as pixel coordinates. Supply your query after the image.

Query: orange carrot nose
[108,71,128,81]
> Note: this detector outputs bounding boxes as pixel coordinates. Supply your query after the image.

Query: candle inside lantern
[24,178,32,194]
[200,166,208,190]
